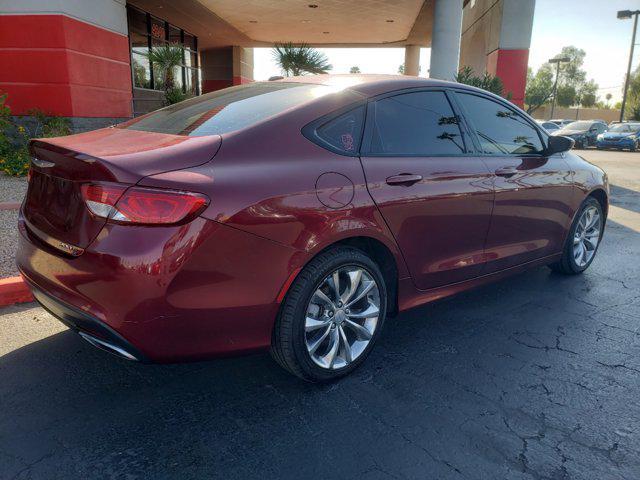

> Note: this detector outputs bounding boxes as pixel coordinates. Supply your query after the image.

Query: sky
[253,0,639,104]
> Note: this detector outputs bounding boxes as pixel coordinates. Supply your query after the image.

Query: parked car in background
[551,120,608,149]
[597,122,640,151]
[17,76,609,381]
[536,120,560,132]
[549,119,574,128]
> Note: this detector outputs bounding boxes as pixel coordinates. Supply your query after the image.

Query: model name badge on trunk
[57,242,84,256]
[32,157,55,168]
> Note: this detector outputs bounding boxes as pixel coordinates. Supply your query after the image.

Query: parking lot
[1,149,639,480]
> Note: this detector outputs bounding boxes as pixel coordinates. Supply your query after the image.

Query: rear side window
[313,106,365,154]
[119,82,338,136]
[368,91,465,155]
[457,93,544,155]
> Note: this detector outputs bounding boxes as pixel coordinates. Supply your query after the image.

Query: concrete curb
[0,202,21,211]
[0,276,33,306]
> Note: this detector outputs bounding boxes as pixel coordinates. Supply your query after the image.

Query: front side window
[368,91,465,155]
[457,93,544,155]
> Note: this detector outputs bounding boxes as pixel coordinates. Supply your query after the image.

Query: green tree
[605,93,613,107]
[272,43,332,76]
[553,46,587,89]
[556,84,577,107]
[525,64,554,113]
[350,66,361,74]
[144,44,186,104]
[578,80,599,108]
[625,65,640,120]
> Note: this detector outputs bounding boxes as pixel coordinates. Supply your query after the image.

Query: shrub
[455,66,511,100]
[0,93,71,176]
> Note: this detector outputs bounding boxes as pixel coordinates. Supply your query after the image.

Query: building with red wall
[0,0,535,130]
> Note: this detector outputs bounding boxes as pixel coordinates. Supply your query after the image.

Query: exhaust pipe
[78,332,140,361]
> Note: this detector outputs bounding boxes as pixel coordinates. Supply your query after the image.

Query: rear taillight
[81,183,209,225]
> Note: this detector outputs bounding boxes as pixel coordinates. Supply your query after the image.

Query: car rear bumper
[30,284,148,362]
[17,211,306,362]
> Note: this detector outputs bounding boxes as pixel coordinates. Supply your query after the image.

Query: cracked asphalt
[1,150,639,480]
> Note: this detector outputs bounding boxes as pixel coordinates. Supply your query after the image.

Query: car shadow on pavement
[610,184,640,215]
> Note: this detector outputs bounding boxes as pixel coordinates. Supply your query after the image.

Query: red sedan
[17,75,608,381]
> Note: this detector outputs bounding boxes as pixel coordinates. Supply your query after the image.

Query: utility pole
[548,56,570,119]
[618,9,640,122]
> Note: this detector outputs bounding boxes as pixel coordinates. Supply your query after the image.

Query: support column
[486,0,535,107]
[232,47,254,85]
[429,0,463,81]
[404,45,420,76]
[201,46,253,93]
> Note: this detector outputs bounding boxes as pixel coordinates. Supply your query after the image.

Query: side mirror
[546,135,574,155]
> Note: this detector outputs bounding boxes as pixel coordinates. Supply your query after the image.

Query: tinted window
[315,106,365,154]
[458,93,544,155]
[369,91,465,155]
[119,83,339,136]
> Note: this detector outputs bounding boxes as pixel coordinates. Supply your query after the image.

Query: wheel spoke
[574,242,584,263]
[323,328,340,368]
[313,288,334,308]
[344,319,373,340]
[584,233,599,250]
[339,326,352,363]
[305,316,331,332]
[345,280,375,308]
[307,325,331,355]
[331,271,341,303]
[341,269,363,304]
[586,208,599,229]
[347,304,380,319]
[573,234,581,245]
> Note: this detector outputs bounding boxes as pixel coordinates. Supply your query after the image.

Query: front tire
[549,197,604,274]
[271,247,387,382]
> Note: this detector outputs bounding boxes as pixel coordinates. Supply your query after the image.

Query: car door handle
[385,174,423,186]
[494,166,518,178]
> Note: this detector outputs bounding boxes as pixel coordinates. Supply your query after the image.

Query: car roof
[270,74,482,97]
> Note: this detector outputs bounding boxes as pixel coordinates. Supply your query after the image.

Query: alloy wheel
[573,206,601,267]
[304,266,381,370]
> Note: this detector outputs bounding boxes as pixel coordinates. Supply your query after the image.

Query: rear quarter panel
[139,93,410,279]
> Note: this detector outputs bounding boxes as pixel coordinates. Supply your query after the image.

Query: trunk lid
[24,128,221,250]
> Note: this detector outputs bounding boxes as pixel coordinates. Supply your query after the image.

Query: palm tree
[145,44,183,92]
[605,93,612,107]
[272,43,332,76]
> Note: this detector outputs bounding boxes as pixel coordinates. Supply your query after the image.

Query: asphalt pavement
[1,149,639,480]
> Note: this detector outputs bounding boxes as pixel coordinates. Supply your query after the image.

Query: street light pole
[548,56,570,120]
[619,9,640,122]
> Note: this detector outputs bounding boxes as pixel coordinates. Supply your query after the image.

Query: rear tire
[549,197,604,275]
[271,247,387,382]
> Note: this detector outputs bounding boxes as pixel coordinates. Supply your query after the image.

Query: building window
[126,6,200,96]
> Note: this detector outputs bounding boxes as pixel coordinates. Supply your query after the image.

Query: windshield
[118,82,340,136]
[609,124,640,133]
[564,121,592,130]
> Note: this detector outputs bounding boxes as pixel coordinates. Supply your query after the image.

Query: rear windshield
[118,82,336,136]
[565,121,592,130]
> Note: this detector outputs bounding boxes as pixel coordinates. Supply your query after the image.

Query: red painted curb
[0,276,34,306]
[0,202,21,211]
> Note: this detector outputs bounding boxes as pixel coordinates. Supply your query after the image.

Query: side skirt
[397,253,562,312]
